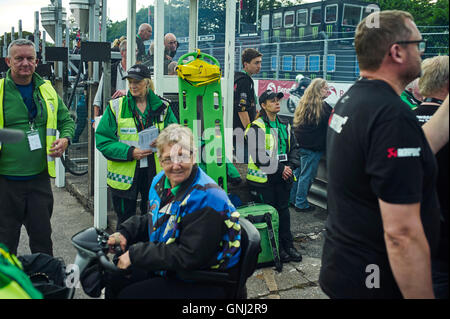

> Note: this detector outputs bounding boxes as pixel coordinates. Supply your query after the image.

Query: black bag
[18,253,70,299]
[79,260,106,298]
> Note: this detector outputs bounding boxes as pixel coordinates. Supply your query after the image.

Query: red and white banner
[257,79,297,99]
[256,79,353,105]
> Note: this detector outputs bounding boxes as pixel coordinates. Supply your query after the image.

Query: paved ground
[17,173,329,299]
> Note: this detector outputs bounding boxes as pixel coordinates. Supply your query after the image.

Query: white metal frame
[341,4,363,27]
[92,0,238,228]
[284,11,295,28]
[296,9,308,27]
[325,4,338,24]
[310,6,322,25]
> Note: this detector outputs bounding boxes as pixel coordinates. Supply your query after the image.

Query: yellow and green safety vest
[107,97,166,190]
[0,78,59,177]
[244,117,291,184]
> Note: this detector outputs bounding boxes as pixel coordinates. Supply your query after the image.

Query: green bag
[0,244,43,299]
[237,203,282,272]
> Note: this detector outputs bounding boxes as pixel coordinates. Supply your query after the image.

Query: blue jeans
[290,148,323,209]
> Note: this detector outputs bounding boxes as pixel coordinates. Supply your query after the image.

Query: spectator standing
[233,48,262,162]
[290,78,332,212]
[319,10,440,299]
[401,78,423,110]
[0,39,74,256]
[163,33,179,74]
[414,55,449,299]
[136,23,152,64]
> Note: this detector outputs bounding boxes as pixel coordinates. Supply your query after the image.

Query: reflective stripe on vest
[0,79,59,177]
[108,97,166,190]
[244,117,291,184]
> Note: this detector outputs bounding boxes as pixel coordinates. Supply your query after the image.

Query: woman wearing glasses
[96,64,177,229]
[105,124,241,299]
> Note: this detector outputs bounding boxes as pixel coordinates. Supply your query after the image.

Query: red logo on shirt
[387,148,398,158]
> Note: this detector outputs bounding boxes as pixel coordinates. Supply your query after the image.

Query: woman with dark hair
[290,78,332,212]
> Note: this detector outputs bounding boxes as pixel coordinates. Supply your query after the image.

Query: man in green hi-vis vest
[0,39,74,256]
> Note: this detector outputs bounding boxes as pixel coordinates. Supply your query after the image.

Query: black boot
[286,247,302,262]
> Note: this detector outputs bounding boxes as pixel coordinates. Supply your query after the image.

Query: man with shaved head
[136,23,152,63]
[163,33,178,74]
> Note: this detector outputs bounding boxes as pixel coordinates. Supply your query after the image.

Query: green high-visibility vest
[0,78,59,177]
[0,244,43,299]
[244,117,291,184]
[107,97,166,190]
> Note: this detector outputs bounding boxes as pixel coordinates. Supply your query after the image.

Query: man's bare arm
[423,94,449,154]
[379,199,434,298]
[238,111,251,130]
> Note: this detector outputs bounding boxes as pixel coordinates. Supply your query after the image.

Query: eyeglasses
[394,39,427,53]
[160,153,192,166]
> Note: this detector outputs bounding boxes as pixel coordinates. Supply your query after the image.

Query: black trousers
[0,172,54,256]
[105,267,228,299]
[248,180,294,251]
[111,167,151,230]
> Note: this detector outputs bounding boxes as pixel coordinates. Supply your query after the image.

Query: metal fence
[174,29,449,83]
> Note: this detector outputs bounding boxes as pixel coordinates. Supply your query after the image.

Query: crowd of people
[0,10,448,299]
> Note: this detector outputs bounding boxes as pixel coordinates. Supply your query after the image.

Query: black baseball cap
[259,90,284,104]
[123,64,151,80]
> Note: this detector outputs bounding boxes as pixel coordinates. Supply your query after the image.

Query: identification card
[26,129,42,151]
[140,157,148,168]
[277,153,288,162]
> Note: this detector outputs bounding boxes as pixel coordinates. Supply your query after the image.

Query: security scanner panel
[46,47,69,63]
[80,42,110,62]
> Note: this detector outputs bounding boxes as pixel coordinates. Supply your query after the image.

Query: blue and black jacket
[118,165,241,275]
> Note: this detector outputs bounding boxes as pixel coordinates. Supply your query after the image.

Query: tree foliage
[363,0,449,26]
[105,0,448,43]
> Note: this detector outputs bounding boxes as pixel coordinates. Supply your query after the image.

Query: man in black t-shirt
[233,48,262,161]
[414,55,449,299]
[320,10,440,299]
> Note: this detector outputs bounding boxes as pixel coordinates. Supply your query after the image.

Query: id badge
[277,153,288,162]
[26,129,42,151]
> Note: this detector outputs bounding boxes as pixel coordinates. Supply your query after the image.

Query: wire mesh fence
[174,28,449,83]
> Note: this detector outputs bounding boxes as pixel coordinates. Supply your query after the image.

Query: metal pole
[42,31,46,64]
[189,0,198,53]
[323,35,328,80]
[238,0,241,35]
[322,32,328,79]
[94,116,108,230]
[154,0,164,94]
[3,33,7,57]
[101,0,107,42]
[224,0,236,161]
[276,43,280,80]
[34,12,40,54]
[126,0,137,69]
[11,27,15,42]
[18,20,22,39]
[54,0,66,188]
[256,0,260,32]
